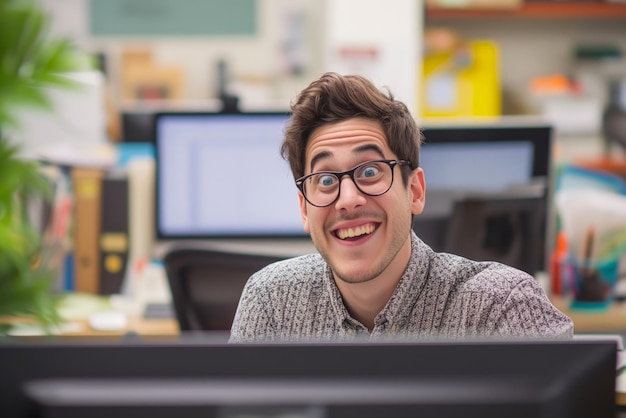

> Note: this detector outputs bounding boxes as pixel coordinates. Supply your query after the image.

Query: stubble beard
[315,214,413,285]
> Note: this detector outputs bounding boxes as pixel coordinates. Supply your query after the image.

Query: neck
[335,237,412,331]
[337,280,396,331]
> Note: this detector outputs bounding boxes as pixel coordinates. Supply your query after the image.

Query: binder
[36,165,73,291]
[127,158,155,262]
[71,168,103,294]
[99,171,130,295]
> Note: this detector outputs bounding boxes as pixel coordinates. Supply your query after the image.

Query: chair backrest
[163,248,286,332]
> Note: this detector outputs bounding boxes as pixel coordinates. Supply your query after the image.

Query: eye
[316,174,338,188]
[360,164,381,178]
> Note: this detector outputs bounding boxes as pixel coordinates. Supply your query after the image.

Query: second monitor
[415,122,552,274]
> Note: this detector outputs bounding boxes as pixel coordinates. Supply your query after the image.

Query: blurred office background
[25,0,625,153]
[12,0,626,239]
[30,0,420,143]
[21,0,626,269]
[4,0,626,335]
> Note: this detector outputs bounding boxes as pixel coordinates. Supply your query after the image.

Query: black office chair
[163,248,286,332]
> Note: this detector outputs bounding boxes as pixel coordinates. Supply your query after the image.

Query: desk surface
[3,315,179,339]
[7,298,623,337]
[551,296,626,333]
[2,291,179,339]
[61,315,179,339]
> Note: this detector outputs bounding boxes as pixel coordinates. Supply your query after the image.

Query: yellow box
[420,40,501,118]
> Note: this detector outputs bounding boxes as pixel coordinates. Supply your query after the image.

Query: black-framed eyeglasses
[296,159,410,208]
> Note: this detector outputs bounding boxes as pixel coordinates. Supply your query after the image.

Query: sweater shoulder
[429,251,535,295]
[246,253,327,288]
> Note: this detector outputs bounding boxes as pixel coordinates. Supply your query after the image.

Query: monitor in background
[0,338,617,418]
[155,112,306,239]
[414,124,552,273]
[418,124,551,220]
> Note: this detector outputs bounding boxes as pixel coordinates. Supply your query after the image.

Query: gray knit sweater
[229,232,573,342]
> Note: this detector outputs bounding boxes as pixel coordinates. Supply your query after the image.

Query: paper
[555,189,626,262]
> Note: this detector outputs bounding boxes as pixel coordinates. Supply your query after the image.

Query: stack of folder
[71,167,129,295]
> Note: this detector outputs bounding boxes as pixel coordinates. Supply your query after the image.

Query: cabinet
[426,3,626,19]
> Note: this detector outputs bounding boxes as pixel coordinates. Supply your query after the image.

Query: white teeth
[337,224,375,240]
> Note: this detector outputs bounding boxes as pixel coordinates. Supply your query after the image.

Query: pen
[583,227,594,280]
[577,226,611,302]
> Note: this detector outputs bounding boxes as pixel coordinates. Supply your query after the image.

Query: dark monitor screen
[155,112,305,239]
[0,338,616,418]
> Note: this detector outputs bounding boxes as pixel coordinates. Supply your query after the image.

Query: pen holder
[568,257,620,311]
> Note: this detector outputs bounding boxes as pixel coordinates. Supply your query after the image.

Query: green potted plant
[0,0,89,333]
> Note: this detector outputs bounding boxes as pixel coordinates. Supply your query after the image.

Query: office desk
[58,315,179,339]
[2,291,180,339]
[552,296,626,333]
[2,315,179,340]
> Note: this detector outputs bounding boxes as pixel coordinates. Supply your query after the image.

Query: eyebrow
[309,144,387,173]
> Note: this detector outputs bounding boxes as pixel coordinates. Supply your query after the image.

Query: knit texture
[230,232,573,342]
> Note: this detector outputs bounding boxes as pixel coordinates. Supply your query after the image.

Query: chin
[331,263,382,285]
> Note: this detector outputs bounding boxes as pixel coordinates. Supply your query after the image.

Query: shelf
[426,3,626,19]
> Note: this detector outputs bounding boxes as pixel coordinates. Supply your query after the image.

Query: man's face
[299,118,425,284]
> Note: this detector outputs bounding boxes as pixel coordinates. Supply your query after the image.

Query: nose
[334,176,366,211]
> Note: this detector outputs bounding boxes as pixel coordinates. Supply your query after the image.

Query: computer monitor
[155,112,305,239]
[0,338,616,418]
[414,123,552,269]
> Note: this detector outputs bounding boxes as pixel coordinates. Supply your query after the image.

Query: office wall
[39,0,322,106]
[38,0,421,112]
[43,0,626,119]
[323,0,421,115]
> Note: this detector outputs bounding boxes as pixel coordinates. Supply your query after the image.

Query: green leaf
[0,0,86,131]
[0,0,86,333]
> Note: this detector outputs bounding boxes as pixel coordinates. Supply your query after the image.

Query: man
[230,72,573,342]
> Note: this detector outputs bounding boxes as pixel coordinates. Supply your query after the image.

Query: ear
[298,192,311,233]
[408,167,426,215]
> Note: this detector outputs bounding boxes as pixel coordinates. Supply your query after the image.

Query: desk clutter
[4,289,177,338]
[6,144,175,336]
[36,144,156,297]
[551,163,626,311]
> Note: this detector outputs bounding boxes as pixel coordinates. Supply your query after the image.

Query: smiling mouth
[335,223,377,240]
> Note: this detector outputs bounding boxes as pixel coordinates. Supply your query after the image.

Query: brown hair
[281,72,422,182]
